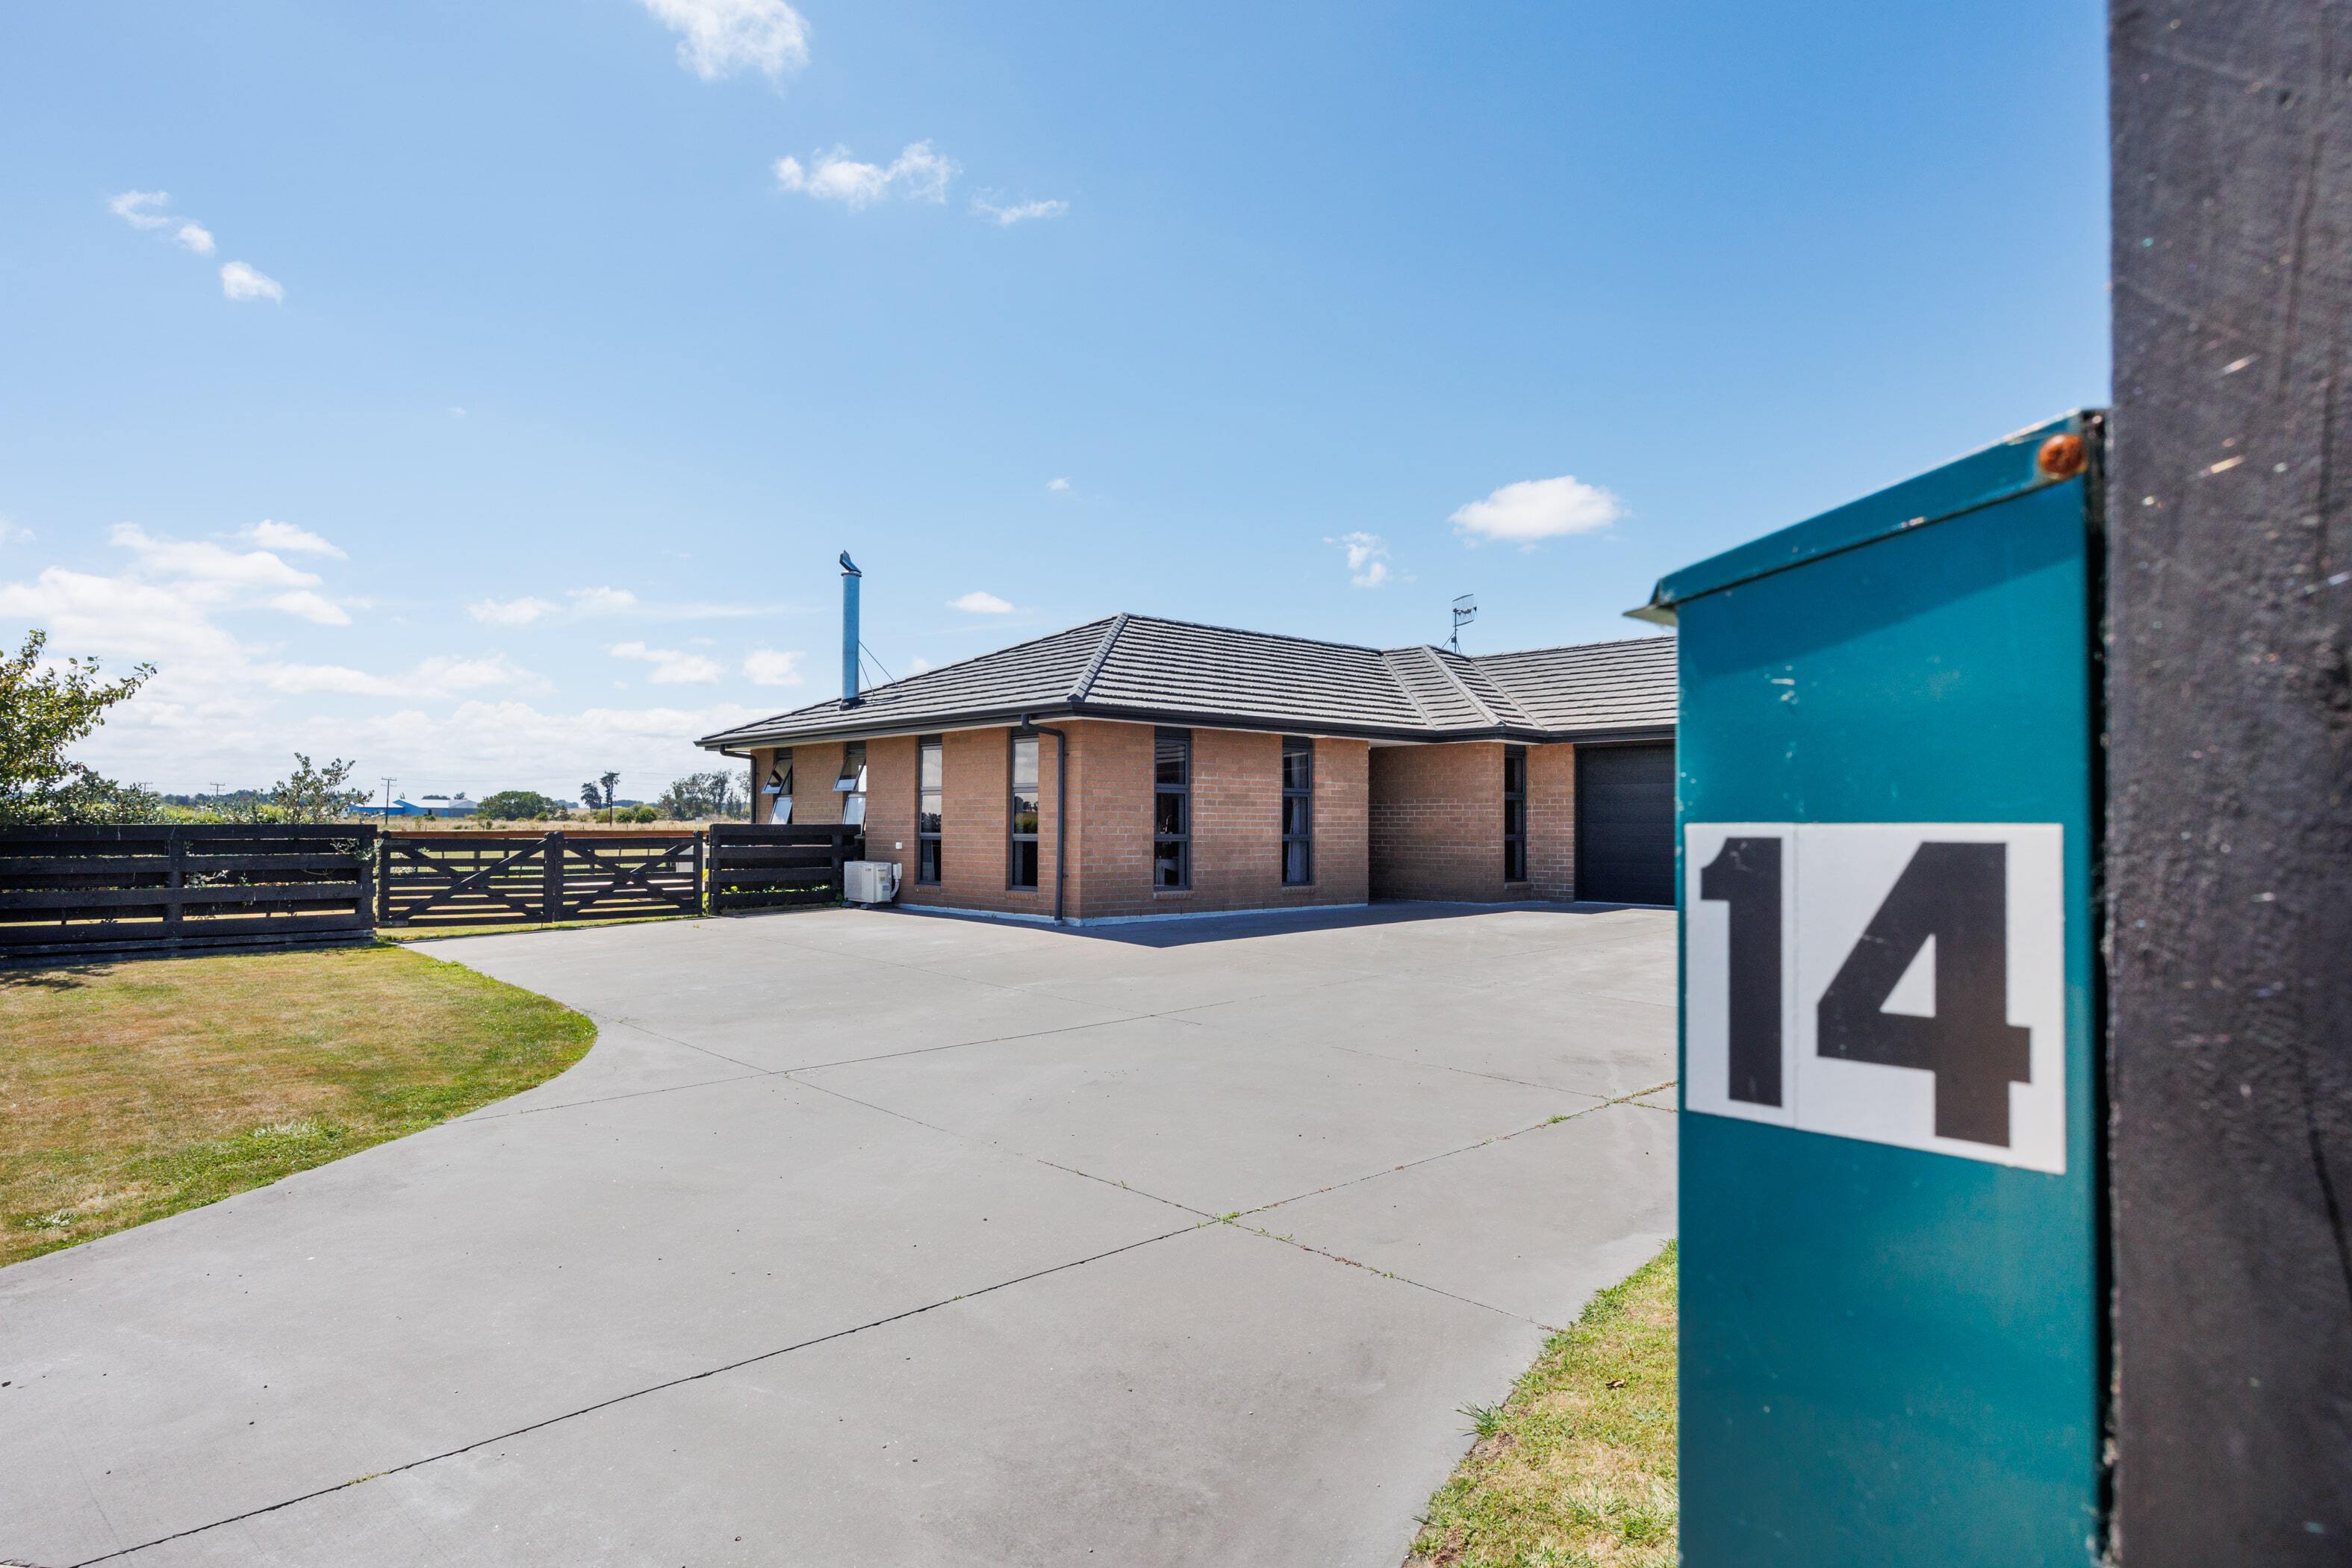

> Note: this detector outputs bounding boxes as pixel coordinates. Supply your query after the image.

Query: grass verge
[1410,1242,1678,1568]
[0,944,594,1267]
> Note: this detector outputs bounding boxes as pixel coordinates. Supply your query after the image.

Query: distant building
[358,794,476,818]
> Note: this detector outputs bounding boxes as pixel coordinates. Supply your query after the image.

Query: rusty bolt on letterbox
[2037,432,2088,481]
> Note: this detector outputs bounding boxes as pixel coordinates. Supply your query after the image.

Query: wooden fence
[0,824,377,963]
[378,830,703,930]
[708,824,863,912]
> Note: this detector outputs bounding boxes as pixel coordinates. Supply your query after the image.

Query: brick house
[697,613,1676,922]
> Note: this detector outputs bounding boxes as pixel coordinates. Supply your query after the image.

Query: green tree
[0,629,157,825]
[477,789,563,821]
[656,770,746,821]
[580,770,620,824]
[268,754,367,823]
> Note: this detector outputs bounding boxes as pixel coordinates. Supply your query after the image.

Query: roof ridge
[1376,647,1437,726]
[1068,612,1130,701]
[1435,648,1539,727]
[1120,612,1384,656]
[1415,644,1504,727]
[1469,631,1676,663]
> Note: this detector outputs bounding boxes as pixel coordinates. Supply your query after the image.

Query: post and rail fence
[0,824,377,963]
[0,821,865,962]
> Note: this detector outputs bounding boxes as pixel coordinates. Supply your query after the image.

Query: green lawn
[1410,1243,1679,1568]
[0,943,594,1267]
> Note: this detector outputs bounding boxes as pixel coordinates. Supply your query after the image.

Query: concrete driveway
[2,903,1676,1568]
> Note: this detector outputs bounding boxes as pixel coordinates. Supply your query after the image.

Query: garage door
[1576,743,1676,906]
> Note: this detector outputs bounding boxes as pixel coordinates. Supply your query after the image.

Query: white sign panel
[1684,822,2066,1172]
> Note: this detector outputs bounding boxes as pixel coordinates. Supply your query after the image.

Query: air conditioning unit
[843,859,901,906]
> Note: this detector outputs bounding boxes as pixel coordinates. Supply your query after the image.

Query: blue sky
[0,1,2109,799]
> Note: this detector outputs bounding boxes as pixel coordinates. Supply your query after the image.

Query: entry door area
[1576,743,1676,905]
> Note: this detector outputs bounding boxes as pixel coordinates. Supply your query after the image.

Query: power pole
[380,777,397,821]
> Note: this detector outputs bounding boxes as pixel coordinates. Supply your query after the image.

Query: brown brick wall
[1058,725,1370,920]
[856,727,1060,918]
[1527,742,1575,900]
[1367,740,1574,901]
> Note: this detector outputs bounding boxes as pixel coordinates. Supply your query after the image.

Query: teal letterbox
[1636,413,2106,1565]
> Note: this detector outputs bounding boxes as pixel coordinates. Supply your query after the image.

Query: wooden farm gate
[0,824,377,964]
[379,830,703,929]
[707,824,862,912]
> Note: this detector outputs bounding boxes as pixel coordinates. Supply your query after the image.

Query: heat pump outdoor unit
[843,860,900,906]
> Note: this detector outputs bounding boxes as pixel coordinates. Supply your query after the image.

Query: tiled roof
[699,614,1674,750]
[1475,635,1679,732]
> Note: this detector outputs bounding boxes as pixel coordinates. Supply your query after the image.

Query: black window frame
[836,741,868,827]
[765,748,794,825]
[1503,744,1528,883]
[1281,735,1313,886]
[1008,732,1042,890]
[916,735,943,885]
[1154,727,1192,891]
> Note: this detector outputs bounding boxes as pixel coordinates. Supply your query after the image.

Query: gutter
[699,703,1673,753]
[1017,714,1069,925]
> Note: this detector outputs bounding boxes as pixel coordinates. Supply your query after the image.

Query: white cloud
[449,405,467,418]
[220,261,284,302]
[907,656,933,673]
[639,0,809,83]
[109,190,172,230]
[1449,475,1625,546]
[973,196,1068,227]
[1325,532,1391,588]
[237,519,345,558]
[570,585,640,615]
[742,648,804,686]
[775,142,956,208]
[110,523,320,599]
[1046,477,1071,493]
[948,590,1014,615]
[611,640,724,684]
[174,222,215,255]
[269,590,352,626]
[468,595,556,626]
[0,519,31,546]
[258,653,545,699]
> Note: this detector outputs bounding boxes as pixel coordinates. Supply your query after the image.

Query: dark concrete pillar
[2107,4,2352,1561]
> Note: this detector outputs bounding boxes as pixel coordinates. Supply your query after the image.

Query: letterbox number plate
[1684,822,2067,1172]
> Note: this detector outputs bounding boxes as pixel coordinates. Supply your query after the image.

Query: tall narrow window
[1154,728,1191,889]
[1281,736,1313,885]
[917,736,944,884]
[836,741,868,827]
[1503,745,1528,883]
[765,750,794,825]
[1009,734,1041,889]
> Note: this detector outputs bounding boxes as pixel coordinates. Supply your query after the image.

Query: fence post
[164,826,185,942]
[376,831,393,926]
[355,826,376,932]
[543,831,564,924]
[830,827,847,902]
[693,829,707,915]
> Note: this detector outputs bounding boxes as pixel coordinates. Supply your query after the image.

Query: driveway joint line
[1213,1217,1561,1331]
[1322,1041,1620,1099]
[59,1225,1200,1568]
[1237,1099,1625,1220]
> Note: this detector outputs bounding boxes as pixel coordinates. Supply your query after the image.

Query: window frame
[1153,727,1192,892]
[1007,732,1042,890]
[836,741,868,827]
[765,749,795,825]
[1503,744,1528,883]
[1281,735,1313,886]
[915,735,944,885]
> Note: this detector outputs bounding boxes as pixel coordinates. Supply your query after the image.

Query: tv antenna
[1449,594,1478,653]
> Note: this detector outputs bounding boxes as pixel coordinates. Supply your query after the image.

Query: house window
[917,736,943,884]
[1503,745,1528,882]
[765,750,794,825]
[836,741,867,827]
[1009,734,1041,889]
[1281,736,1313,885]
[1154,728,1191,889]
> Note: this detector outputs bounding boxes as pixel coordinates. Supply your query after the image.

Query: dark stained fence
[379,830,703,929]
[0,824,377,963]
[707,824,862,913]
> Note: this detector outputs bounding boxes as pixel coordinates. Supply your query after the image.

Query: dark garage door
[1576,743,1676,906]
